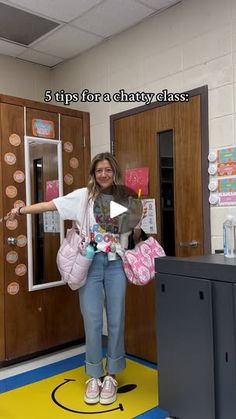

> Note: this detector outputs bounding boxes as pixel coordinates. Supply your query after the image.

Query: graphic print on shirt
[91,194,120,247]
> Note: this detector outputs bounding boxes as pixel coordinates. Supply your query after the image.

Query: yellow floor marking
[0,359,158,418]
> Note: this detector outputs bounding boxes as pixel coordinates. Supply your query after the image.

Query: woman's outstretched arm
[8,200,57,219]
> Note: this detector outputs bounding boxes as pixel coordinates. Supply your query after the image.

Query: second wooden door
[111,91,209,362]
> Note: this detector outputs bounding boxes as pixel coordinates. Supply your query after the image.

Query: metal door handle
[7,237,17,245]
[179,240,199,248]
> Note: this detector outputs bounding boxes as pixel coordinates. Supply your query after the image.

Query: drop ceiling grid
[0,0,181,67]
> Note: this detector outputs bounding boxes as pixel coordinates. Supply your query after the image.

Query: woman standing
[9,152,138,405]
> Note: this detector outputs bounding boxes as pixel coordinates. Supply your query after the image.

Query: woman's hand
[6,206,23,220]
[133,228,142,244]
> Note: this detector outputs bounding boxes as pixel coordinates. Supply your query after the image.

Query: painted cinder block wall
[50,0,236,253]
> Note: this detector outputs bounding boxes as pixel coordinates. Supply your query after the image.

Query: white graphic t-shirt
[53,188,121,251]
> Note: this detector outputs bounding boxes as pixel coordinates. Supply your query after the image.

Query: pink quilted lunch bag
[57,225,92,290]
[122,236,165,286]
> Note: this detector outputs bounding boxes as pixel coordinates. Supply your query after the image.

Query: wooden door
[111,90,210,362]
[0,96,90,362]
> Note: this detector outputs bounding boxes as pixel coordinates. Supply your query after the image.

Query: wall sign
[140,199,157,234]
[218,178,236,205]
[208,147,236,206]
[217,147,236,176]
[32,119,55,138]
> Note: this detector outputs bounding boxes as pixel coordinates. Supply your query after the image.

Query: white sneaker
[100,376,118,405]
[84,378,102,404]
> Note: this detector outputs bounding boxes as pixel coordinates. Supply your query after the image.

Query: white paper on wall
[141,199,157,234]
[43,211,60,233]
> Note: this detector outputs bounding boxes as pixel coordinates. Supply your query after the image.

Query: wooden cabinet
[0,94,90,363]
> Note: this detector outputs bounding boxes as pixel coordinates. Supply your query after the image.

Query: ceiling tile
[0,38,27,56]
[136,0,180,10]
[7,0,104,22]
[17,48,63,67]
[0,0,179,67]
[72,0,154,37]
[0,2,59,45]
[32,25,102,59]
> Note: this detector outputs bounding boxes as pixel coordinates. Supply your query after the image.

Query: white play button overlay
[110,201,127,218]
[93,185,143,233]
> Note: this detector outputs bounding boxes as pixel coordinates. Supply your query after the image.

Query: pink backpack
[122,237,165,286]
[56,225,92,290]
[56,189,92,290]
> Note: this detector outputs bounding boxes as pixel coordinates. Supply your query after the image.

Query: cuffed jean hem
[106,355,126,375]
[85,360,104,379]
[85,356,126,378]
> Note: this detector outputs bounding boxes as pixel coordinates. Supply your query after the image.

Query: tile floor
[0,345,169,418]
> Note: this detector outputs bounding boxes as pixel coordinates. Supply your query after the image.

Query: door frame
[110,85,210,254]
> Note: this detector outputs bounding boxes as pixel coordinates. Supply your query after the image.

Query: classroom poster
[124,167,149,196]
[45,180,59,201]
[218,178,236,206]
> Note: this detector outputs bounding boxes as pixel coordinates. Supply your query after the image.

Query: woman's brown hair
[87,152,123,200]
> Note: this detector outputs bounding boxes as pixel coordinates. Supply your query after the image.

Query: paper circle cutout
[7,282,20,295]
[14,200,25,209]
[6,219,18,230]
[6,251,18,264]
[69,157,79,169]
[9,133,21,146]
[64,173,74,185]
[15,264,27,276]
[16,235,27,247]
[4,152,16,165]
[6,185,17,198]
[63,141,73,152]
[13,170,25,183]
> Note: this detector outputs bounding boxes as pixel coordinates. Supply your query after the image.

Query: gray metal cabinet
[155,255,236,419]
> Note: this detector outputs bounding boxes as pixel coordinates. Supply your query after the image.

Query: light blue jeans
[79,252,127,378]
